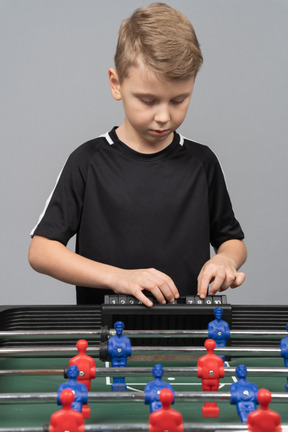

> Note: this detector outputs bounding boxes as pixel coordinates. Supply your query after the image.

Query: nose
[154,103,170,124]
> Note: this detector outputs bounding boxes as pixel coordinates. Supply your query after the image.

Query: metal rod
[0,345,282,358]
[0,424,243,432]
[0,369,64,376]
[0,330,101,341]
[0,366,287,377]
[84,425,245,432]
[1,424,288,432]
[0,329,287,340]
[123,329,288,340]
[83,425,284,432]
[0,428,45,432]
[0,390,288,404]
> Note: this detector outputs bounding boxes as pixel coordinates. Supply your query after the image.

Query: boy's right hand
[28,236,178,308]
[111,268,179,307]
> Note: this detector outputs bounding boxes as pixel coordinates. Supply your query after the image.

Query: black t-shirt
[31,128,244,304]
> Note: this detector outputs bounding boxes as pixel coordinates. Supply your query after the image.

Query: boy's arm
[28,235,179,307]
[197,239,247,299]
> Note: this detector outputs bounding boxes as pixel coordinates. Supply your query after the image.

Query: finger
[132,278,166,305]
[134,290,154,307]
[210,268,240,294]
[149,269,179,301]
[197,271,213,299]
[151,269,180,300]
[149,286,168,304]
[231,272,246,288]
[151,279,176,303]
[208,271,227,295]
[142,274,171,304]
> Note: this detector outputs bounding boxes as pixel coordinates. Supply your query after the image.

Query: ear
[108,68,122,101]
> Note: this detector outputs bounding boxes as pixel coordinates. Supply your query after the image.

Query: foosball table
[1,296,288,431]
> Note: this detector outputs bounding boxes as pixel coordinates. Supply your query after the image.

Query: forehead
[124,61,194,96]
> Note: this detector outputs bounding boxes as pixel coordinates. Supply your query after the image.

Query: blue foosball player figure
[145,364,175,412]
[280,323,288,391]
[107,321,132,391]
[230,364,259,423]
[57,365,88,418]
[208,307,230,363]
[149,388,183,432]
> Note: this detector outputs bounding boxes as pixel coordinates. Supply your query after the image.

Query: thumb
[231,272,246,288]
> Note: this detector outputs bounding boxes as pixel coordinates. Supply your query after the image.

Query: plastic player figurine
[107,321,132,391]
[145,364,175,412]
[57,365,89,418]
[280,323,288,391]
[49,389,85,432]
[149,388,184,432]
[69,339,96,417]
[197,338,225,417]
[230,364,259,423]
[247,388,282,432]
[208,307,230,363]
[69,339,96,389]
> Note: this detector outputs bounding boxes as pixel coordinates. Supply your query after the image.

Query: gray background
[1,0,287,306]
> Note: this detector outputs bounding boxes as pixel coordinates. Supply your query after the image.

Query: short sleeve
[30,146,90,245]
[204,150,244,248]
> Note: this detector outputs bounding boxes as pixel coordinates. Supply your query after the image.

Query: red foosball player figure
[149,388,183,432]
[197,338,225,418]
[69,339,96,417]
[49,389,85,432]
[247,388,282,432]
[69,339,96,390]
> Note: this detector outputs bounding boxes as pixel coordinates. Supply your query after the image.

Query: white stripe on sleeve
[30,165,65,237]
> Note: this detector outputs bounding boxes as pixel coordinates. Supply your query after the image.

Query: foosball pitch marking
[104,361,237,392]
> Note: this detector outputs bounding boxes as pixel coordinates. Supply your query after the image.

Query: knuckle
[163,273,172,282]
[228,275,236,285]
[201,271,212,281]
[131,285,141,296]
[166,293,175,302]
[149,281,160,291]
[157,279,166,288]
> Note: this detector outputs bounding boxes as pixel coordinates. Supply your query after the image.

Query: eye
[140,98,156,106]
[171,97,186,105]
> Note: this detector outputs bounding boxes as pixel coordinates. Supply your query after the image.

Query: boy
[28,3,247,308]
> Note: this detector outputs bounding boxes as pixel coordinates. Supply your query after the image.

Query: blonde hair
[114,2,203,82]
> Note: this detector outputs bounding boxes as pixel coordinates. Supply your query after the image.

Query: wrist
[216,240,247,270]
[212,253,235,269]
[102,265,123,290]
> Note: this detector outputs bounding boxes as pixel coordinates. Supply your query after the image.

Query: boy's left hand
[197,254,246,299]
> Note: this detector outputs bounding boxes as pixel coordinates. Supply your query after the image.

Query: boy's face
[109,62,195,152]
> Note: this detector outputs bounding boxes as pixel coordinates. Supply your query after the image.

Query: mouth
[150,129,171,137]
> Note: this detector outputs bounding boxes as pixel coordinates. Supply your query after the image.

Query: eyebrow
[133,93,157,98]
[133,92,192,99]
